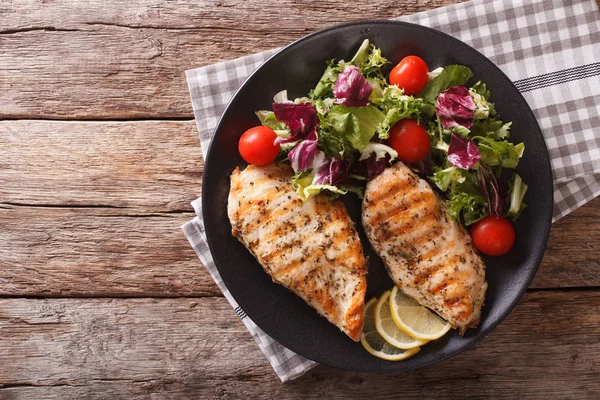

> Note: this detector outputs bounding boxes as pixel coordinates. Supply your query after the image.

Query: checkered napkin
[183,0,600,382]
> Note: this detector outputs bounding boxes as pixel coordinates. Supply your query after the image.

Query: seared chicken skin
[362,162,487,333]
[228,163,367,341]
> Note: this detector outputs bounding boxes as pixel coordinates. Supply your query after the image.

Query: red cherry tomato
[471,216,516,256]
[238,126,280,166]
[387,119,431,163]
[389,56,429,95]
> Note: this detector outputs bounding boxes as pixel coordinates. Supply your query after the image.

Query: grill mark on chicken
[362,162,487,334]
[365,173,418,205]
[228,163,367,341]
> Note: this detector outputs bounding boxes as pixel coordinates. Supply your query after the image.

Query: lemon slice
[361,296,420,361]
[389,286,451,341]
[375,291,428,349]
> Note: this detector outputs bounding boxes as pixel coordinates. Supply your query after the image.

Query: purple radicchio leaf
[477,163,504,217]
[333,65,373,107]
[447,132,481,170]
[355,153,391,180]
[289,141,350,186]
[273,102,319,145]
[436,86,476,129]
[408,157,434,182]
[288,139,320,173]
[315,157,351,186]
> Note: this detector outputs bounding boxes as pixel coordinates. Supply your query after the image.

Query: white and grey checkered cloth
[183,0,600,382]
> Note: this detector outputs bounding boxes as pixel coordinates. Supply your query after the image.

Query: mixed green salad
[240,39,528,252]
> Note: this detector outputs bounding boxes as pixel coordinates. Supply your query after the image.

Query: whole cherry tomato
[471,216,516,256]
[387,119,431,164]
[389,55,429,95]
[238,126,280,166]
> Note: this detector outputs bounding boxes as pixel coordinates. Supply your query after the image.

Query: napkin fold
[183,0,600,382]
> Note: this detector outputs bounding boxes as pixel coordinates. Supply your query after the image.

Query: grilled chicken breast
[228,163,367,341]
[362,162,487,333]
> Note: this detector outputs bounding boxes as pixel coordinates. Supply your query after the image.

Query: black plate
[202,21,553,373]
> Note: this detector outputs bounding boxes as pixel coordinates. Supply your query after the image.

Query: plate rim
[201,19,554,373]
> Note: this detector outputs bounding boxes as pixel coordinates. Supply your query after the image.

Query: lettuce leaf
[445,171,488,225]
[506,172,528,219]
[312,59,343,98]
[420,65,473,102]
[470,119,512,140]
[359,142,398,162]
[326,104,385,150]
[349,39,371,66]
[474,136,524,169]
[431,166,464,192]
[291,168,350,201]
[372,86,435,139]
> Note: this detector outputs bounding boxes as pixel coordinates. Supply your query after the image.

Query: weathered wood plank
[0,0,461,31]
[0,207,217,297]
[0,292,598,399]
[0,0,461,119]
[0,120,599,295]
[534,197,600,289]
[0,120,202,212]
[1,198,598,297]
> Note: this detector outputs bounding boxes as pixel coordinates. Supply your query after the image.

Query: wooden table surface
[1,1,599,398]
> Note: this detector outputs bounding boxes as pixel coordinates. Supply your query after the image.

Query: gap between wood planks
[0,117,195,121]
[0,287,597,300]
[0,202,193,215]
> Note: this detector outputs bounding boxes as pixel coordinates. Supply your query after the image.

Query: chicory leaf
[469,87,490,119]
[357,152,391,179]
[477,163,504,217]
[357,44,389,79]
[431,166,465,192]
[470,81,491,100]
[333,66,373,107]
[436,86,476,129]
[372,86,435,139]
[446,192,488,226]
[420,65,473,102]
[288,139,325,173]
[446,171,488,225]
[273,102,320,144]
[447,133,481,170]
[314,157,351,186]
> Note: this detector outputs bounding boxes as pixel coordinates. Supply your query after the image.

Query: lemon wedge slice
[375,291,428,349]
[360,296,420,361]
[389,286,452,341]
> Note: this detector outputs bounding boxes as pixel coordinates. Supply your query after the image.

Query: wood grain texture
[0,292,598,399]
[0,120,202,212]
[0,118,596,296]
[1,198,598,297]
[1,0,600,397]
[0,0,462,119]
[0,206,218,297]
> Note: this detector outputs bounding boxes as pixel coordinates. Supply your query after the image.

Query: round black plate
[202,21,553,373]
